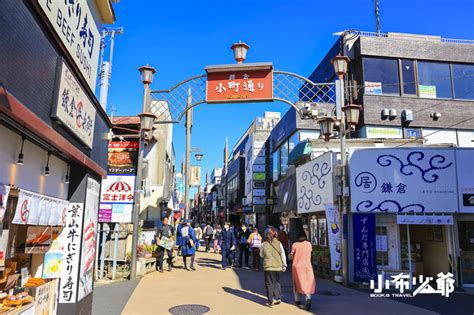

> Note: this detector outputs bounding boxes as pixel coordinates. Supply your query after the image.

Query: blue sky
[106,0,474,184]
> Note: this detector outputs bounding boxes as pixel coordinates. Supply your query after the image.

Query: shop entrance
[458,221,474,287]
[399,224,451,279]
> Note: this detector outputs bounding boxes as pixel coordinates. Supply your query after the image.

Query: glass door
[458,221,474,286]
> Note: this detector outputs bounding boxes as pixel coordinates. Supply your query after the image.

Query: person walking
[260,228,287,307]
[203,223,214,252]
[247,227,262,271]
[213,224,222,254]
[193,223,203,252]
[219,222,236,269]
[155,216,175,272]
[179,219,197,271]
[289,231,316,310]
[278,226,289,263]
[175,218,182,256]
[237,224,251,269]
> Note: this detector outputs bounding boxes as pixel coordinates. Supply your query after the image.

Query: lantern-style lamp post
[231,41,250,64]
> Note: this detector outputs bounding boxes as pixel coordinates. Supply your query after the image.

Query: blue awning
[288,139,312,165]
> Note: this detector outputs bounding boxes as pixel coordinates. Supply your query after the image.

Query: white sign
[365,81,382,95]
[418,85,437,99]
[456,149,474,213]
[350,148,457,213]
[375,235,388,252]
[325,204,341,271]
[190,166,201,187]
[296,152,336,214]
[396,215,454,225]
[59,203,84,303]
[12,189,68,226]
[253,189,266,197]
[53,62,96,148]
[253,164,265,172]
[37,0,100,91]
[100,175,135,204]
[78,178,99,301]
[362,126,403,139]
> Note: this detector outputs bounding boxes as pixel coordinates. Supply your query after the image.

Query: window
[401,60,416,95]
[417,61,452,99]
[318,218,327,247]
[452,64,474,100]
[363,57,400,95]
[280,141,289,177]
[376,226,389,267]
[272,150,280,182]
[289,132,299,155]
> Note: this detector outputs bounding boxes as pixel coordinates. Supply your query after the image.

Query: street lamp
[342,104,362,128]
[231,41,250,64]
[130,64,156,281]
[194,153,204,161]
[331,55,350,78]
[317,116,336,141]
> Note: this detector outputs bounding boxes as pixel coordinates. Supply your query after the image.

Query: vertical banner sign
[59,203,84,303]
[37,0,100,91]
[353,213,377,282]
[78,178,100,301]
[324,204,341,271]
[190,166,201,187]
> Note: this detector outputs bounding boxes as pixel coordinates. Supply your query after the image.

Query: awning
[288,139,312,166]
[273,167,297,213]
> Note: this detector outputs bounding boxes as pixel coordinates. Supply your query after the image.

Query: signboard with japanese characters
[296,152,336,214]
[353,213,377,282]
[190,166,201,187]
[456,149,474,213]
[350,148,458,213]
[37,0,100,91]
[206,65,273,103]
[100,175,135,204]
[325,204,341,271]
[59,203,84,303]
[53,61,96,148]
[78,177,100,301]
[107,141,139,175]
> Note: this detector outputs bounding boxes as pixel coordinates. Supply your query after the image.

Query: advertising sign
[37,0,100,91]
[325,204,341,271]
[253,164,265,172]
[253,189,266,197]
[59,203,84,303]
[107,141,139,175]
[206,67,273,103]
[53,62,96,148]
[396,215,454,225]
[190,166,201,187]
[25,226,52,254]
[100,175,135,204]
[456,149,474,213]
[253,173,266,180]
[364,81,382,95]
[353,213,377,282]
[362,126,403,139]
[418,85,437,98]
[296,152,336,214]
[253,196,266,205]
[78,178,99,301]
[350,148,457,213]
[253,181,265,189]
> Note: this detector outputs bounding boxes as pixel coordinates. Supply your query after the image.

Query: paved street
[92,250,474,315]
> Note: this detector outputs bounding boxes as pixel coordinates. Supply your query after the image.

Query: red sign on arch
[205,63,273,103]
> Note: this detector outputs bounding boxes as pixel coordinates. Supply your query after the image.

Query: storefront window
[401,59,417,95]
[376,226,389,267]
[458,221,474,285]
[318,218,327,247]
[280,142,289,177]
[272,150,280,182]
[417,61,453,99]
[289,132,299,155]
[452,64,474,100]
[363,57,400,95]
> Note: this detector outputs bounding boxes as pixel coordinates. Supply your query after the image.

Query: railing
[355,30,474,45]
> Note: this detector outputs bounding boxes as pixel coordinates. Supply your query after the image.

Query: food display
[24,278,45,288]
[2,292,32,307]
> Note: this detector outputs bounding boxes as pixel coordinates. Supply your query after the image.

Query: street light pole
[184,88,192,219]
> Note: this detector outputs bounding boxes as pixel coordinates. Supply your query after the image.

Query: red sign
[206,65,273,103]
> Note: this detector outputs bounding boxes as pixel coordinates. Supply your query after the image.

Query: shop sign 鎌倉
[78,177,100,301]
[296,152,336,214]
[325,204,341,271]
[37,0,100,91]
[59,203,84,303]
[353,213,377,282]
[107,141,139,175]
[52,62,96,148]
[350,148,457,213]
[206,65,273,103]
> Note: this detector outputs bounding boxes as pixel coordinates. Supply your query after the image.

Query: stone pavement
[112,250,446,315]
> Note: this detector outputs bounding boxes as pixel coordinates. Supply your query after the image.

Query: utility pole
[184,89,192,219]
[224,137,229,221]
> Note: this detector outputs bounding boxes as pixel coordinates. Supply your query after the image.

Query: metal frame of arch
[149,70,336,123]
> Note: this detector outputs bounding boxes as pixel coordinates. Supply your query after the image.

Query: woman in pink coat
[289,231,316,311]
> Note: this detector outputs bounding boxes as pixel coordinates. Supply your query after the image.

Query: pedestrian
[260,227,287,307]
[278,225,289,263]
[289,231,316,310]
[237,224,250,269]
[203,223,214,252]
[193,223,203,252]
[175,218,182,256]
[219,222,236,269]
[179,219,197,271]
[213,224,222,254]
[155,216,175,272]
[247,227,262,271]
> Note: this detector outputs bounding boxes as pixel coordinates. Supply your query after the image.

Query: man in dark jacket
[155,216,175,272]
[219,222,236,269]
[237,224,251,269]
[203,223,214,252]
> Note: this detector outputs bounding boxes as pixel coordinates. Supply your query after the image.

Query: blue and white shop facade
[349,147,474,288]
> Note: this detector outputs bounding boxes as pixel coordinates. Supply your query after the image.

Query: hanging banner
[59,203,84,303]
[353,213,377,282]
[324,204,341,271]
[190,166,201,187]
[12,190,68,226]
[78,177,99,301]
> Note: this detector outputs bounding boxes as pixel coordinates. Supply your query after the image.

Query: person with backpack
[247,227,262,271]
[259,227,287,307]
[237,224,251,269]
[203,223,214,252]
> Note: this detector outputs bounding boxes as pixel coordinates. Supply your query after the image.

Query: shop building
[0,0,116,313]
